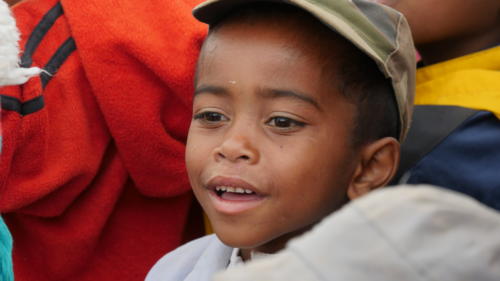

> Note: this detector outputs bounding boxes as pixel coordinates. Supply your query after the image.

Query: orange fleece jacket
[0,0,206,280]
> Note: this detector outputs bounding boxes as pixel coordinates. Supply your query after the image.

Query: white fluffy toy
[0,0,40,87]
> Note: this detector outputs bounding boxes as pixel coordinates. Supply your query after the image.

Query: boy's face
[373,0,500,46]
[186,19,360,254]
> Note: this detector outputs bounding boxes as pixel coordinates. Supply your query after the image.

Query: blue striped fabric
[0,217,13,281]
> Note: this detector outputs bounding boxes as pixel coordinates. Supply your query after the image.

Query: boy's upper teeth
[215,186,254,194]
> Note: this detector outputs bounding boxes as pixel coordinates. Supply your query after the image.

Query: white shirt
[146,234,274,281]
[145,235,232,281]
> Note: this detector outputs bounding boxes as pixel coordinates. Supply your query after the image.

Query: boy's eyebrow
[261,88,321,110]
[194,85,229,97]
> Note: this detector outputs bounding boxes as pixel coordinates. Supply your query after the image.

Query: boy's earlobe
[347,138,400,200]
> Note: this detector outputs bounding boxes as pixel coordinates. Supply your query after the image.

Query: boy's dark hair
[203,3,399,147]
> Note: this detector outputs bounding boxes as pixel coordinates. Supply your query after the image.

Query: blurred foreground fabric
[216,185,500,281]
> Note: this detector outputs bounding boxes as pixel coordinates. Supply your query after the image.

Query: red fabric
[0,0,207,280]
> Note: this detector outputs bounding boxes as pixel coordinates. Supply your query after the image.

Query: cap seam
[384,14,401,77]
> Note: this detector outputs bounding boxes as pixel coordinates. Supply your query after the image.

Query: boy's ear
[347,137,400,200]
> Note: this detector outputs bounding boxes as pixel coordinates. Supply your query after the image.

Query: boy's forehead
[202,11,352,66]
[196,20,352,112]
[199,16,350,86]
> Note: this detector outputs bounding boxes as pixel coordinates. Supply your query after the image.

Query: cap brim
[194,0,282,24]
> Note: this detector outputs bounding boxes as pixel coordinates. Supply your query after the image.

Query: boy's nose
[213,133,259,164]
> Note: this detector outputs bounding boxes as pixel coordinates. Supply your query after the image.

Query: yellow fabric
[415,46,500,119]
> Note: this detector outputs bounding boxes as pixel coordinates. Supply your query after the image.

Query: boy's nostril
[240,155,250,160]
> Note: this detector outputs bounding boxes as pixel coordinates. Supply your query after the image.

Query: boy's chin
[214,227,298,254]
[213,224,285,252]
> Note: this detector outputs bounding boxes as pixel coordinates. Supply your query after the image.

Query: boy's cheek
[185,136,209,183]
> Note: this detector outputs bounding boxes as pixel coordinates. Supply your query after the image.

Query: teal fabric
[0,216,14,281]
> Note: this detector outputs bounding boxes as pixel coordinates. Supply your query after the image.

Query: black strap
[392,105,479,183]
[1,35,75,114]
[0,95,45,116]
[20,2,64,68]
[1,2,77,116]
[41,37,76,88]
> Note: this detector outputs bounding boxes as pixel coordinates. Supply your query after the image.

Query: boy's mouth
[214,185,257,200]
[205,177,266,214]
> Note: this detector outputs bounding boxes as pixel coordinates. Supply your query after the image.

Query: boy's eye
[266,116,306,130]
[193,111,229,124]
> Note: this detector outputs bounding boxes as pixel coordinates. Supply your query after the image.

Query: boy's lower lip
[207,190,265,214]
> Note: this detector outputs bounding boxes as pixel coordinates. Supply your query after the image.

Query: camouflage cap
[193,0,415,141]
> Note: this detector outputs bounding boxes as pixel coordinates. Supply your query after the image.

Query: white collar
[228,248,272,268]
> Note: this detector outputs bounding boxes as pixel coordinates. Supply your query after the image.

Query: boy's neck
[418,29,500,65]
[239,226,314,261]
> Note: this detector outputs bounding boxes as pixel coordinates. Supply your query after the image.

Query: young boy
[146,0,415,280]
[383,0,500,210]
